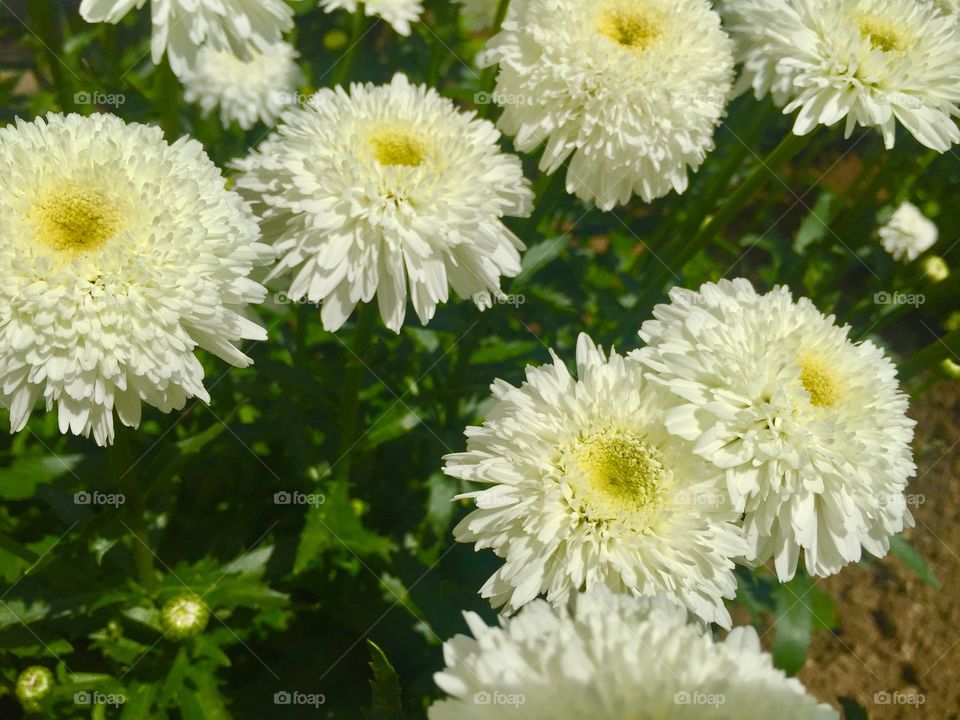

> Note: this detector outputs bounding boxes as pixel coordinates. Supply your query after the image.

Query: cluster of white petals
[446,334,746,626]
[721,0,960,151]
[0,114,272,445]
[233,74,532,333]
[878,201,939,262]
[79,0,294,77]
[182,41,305,130]
[634,279,916,581]
[319,0,424,36]
[478,0,735,210]
[430,587,838,720]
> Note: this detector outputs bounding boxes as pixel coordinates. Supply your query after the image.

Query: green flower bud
[923,255,950,282]
[946,312,960,333]
[160,594,210,640]
[324,30,349,51]
[941,359,960,379]
[15,666,54,710]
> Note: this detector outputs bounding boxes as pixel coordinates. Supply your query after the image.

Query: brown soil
[798,380,960,719]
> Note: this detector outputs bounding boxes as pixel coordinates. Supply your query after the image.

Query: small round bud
[324,30,349,51]
[160,594,210,640]
[946,312,960,334]
[923,255,949,283]
[16,666,54,710]
[941,359,960,379]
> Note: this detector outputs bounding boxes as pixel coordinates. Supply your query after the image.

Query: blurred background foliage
[0,0,957,717]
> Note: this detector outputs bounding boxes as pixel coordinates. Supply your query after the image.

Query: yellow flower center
[369,129,428,167]
[800,357,841,408]
[31,186,120,253]
[571,430,666,519]
[597,7,662,52]
[859,17,908,53]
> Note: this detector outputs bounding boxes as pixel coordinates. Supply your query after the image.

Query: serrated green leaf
[365,640,404,720]
[294,482,395,574]
[120,682,158,719]
[0,454,82,500]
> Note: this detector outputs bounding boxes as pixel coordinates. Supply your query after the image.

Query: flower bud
[923,255,949,282]
[16,666,53,710]
[160,593,210,639]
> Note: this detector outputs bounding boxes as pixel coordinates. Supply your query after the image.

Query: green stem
[491,0,511,32]
[295,302,312,366]
[158,60,180,141]
[30,2,75,111]
[899,328,960,382]
[332,4,367,87]
[641,131,811,301]
[524,168,567,237]
[830,153,893,242]
[334,303,377,484]
[627,105,769,274]
[112,429,157,593]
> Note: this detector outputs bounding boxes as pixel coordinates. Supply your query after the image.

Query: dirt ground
[797,380,960,718]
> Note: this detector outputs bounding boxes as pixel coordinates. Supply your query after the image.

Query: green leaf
[0,600,50,629]
[793,192,838,253]
[294,481,395,574]
[838,696,869,719]
[470,340,538,365]
[360,406,421,450]
[120,682,158,719]
[365,640,404,720]
[514,237,568,288]
[769,572,836,675]
[0,454,83,500]
[889,536,941,589]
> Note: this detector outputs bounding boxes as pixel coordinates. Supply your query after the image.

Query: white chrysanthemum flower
[478,0,734,210]
[182,41,305,130]
[430,587,838,720]
[633,279,916,581]
[878,201,938,262]
[0,114,273,446]
[720,0,960,151]
[318,0,424,36]
[445,334,747,627]
[79,0,294,77]
[456,0,499,32]
[232,73,533,333]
